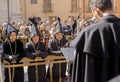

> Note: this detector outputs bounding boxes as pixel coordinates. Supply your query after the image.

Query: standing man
[3,23,25,82]
[47,17,68,82]
[70,0,120,82]
[25,17,48,82]
[25,34,47,82]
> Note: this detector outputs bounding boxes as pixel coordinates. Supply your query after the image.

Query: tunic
[3,39,25,82]
[47,37,68,81]
[25,41,47,82]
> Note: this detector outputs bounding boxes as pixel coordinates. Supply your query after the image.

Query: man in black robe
[25,17,48,82]
[70,0,120,82]
[25,34,47,82]
[3,23,25,82]
[47,17,68,82]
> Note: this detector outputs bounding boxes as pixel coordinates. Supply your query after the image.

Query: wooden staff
[11,64,15,82]
[8,64,12,82]
[50,62,53,82]
[59,63,62,82]
[0,54,3,82]
[35,63,38,82]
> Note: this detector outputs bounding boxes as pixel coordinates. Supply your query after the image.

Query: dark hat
[54,17,63,36]
[29,17,40,38]
[6,23,17,37]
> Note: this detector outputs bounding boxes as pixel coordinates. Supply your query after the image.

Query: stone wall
[0,0,22,24]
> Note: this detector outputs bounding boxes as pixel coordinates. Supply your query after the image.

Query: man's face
[32,35,39,44]
[68,18,74,26]
[9,32,17,42]
[55,32,63,41]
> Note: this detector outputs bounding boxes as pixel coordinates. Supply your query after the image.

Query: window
[31,0,37,4]
[43,0,52,12]
[71,0,77,12]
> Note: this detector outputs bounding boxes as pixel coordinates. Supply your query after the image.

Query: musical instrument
[79,17,99,30]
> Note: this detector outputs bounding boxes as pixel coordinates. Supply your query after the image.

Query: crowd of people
[0,14,90,82]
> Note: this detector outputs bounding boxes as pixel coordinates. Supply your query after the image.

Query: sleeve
[39,42,48,58]
[16,40,26,62]
[2,42,11,63]
[25,43,36,59]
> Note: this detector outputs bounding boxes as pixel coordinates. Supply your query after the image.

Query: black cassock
[70,15,120,82]
[25,41,47,82]
[47,37,68,81]
[3,40,25,82]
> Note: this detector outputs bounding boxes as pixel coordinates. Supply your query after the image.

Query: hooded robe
[70,15,120,82]
[25,17,48,82]
[3,24,25,82]
[47,17,68,81]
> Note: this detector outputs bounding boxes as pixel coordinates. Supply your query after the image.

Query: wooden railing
[1,55,67,82]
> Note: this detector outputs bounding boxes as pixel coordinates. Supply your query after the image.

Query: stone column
[0,0,8,24]
[9,0,22,23]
